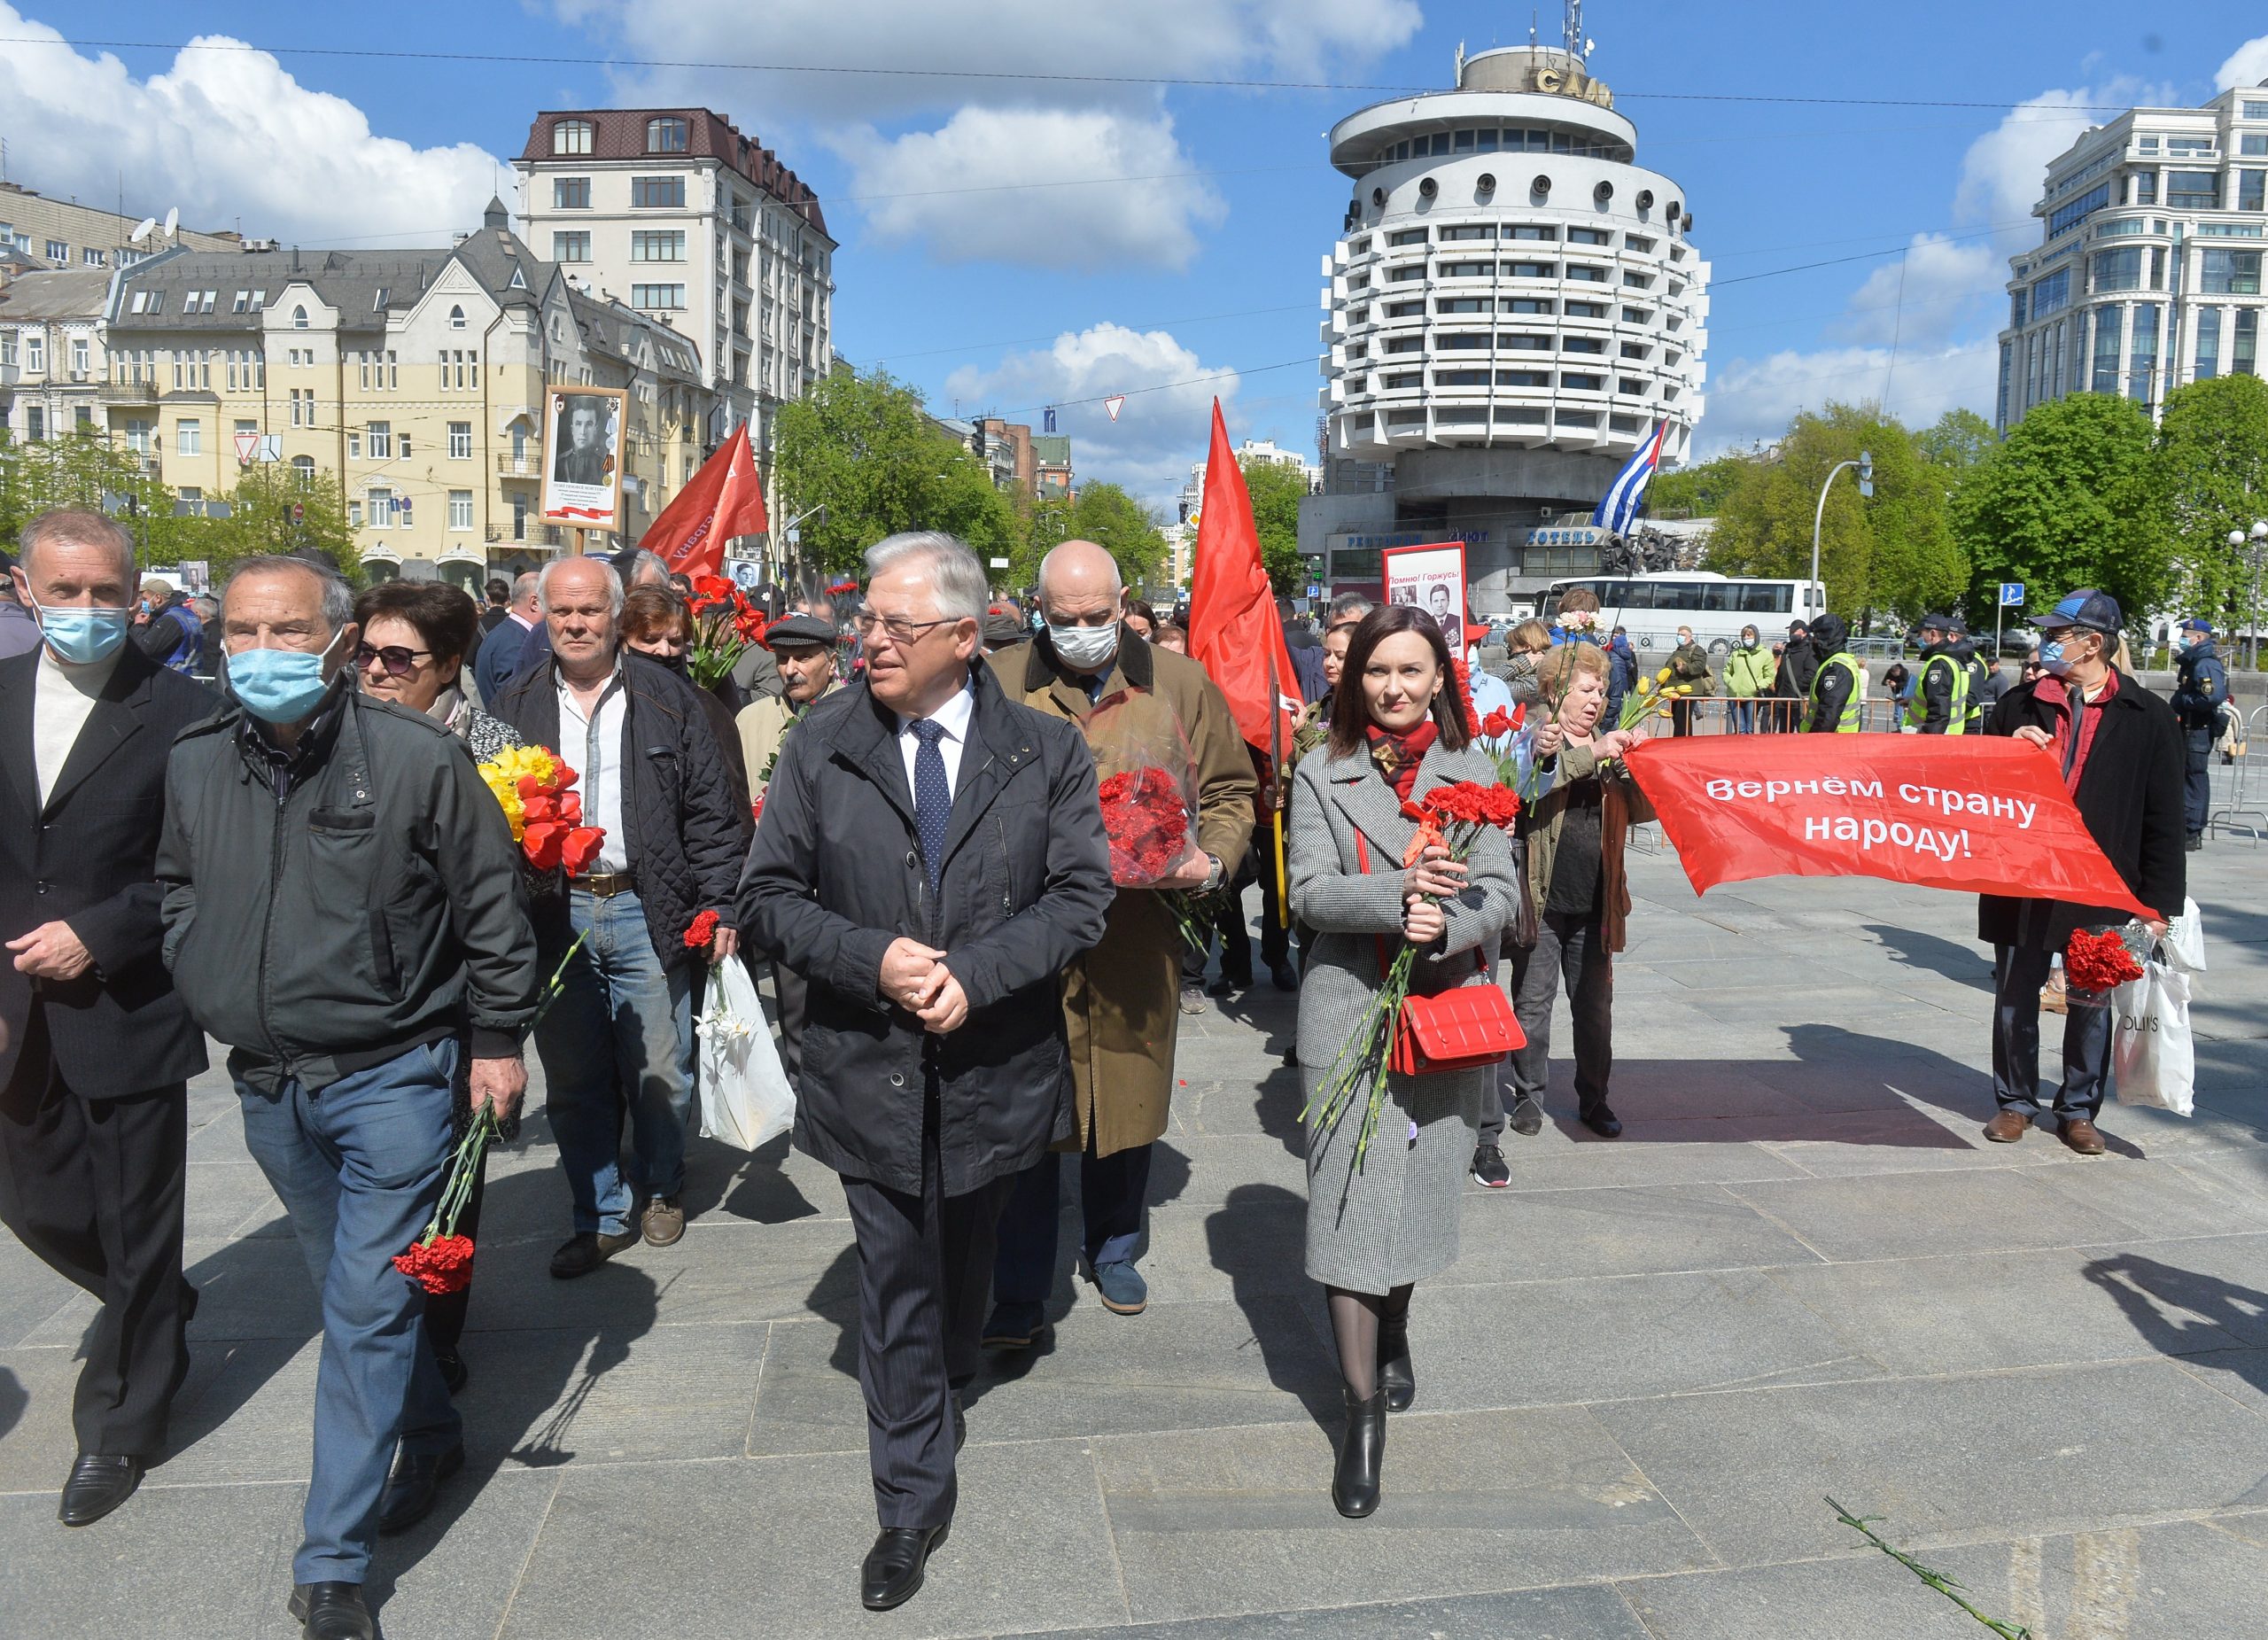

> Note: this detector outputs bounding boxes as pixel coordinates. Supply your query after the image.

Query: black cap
[1917,612,1951,632]
[982,612,1027,649]
[2031,589,2122,635]
[1943,611,1969,635]
[762,612,838,649]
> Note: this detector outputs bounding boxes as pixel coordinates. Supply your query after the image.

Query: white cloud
[0,10,503,245]
[944,323,1240,505]
[1831,234,2003,348]
[1697,340,1997,459]
[2216,34,2268,89]
[834,108,1223,271]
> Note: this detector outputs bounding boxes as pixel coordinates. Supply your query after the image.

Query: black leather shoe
[860,1524,947,1611]
[1509,1095,1544,1137]
[1270,960,1299,992]
[58,1454,143,1527]
[1332,1387,1386,1518]
[548,1228,638,1279]
[435,1348,469,1395]
[1377,1319,1416,1414]
[288,1582,374,1640]
[1581,1104,1623,1140]
[377,1441,464,1535]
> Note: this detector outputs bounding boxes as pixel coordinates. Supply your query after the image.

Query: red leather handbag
[1353,831,1525,1076]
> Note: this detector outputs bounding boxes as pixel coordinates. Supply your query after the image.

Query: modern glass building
[1997,81,2268,430]
[1300,38,1710,611]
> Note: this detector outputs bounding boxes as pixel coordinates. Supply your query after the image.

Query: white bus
[1539,572,1826,659]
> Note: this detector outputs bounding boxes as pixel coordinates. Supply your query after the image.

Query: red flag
[641,422,769,579]
[1621,737,2157,920]
[1188,400,1301,762]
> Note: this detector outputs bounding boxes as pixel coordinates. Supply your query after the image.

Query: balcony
[99,377,160,403]
[496,454,540,477]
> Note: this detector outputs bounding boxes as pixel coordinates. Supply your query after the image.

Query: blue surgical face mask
[2037,638,2070,678]
[229,629,346,724]
[1047,620,1120,672]
[27,596,131,665]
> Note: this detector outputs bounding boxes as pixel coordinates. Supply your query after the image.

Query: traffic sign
[233,431,260,463]
[1999,582,2025,607]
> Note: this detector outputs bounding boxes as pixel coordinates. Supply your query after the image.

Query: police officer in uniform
[1953,614,1991,732]
[2171,617,2228,851]
[1805,613,1867,733]
[1907,613,1977,735]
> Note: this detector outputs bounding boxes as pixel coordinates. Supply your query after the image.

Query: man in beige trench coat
[980,540,1254,1341]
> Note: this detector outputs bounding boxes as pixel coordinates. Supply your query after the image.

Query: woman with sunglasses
[1288,603,1518,1519]
[348,579,526,1397]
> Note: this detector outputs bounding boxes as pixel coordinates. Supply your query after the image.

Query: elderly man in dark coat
[740,530,1110,1613]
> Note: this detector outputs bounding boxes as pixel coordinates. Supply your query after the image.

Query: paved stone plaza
[1,836,2264,1639]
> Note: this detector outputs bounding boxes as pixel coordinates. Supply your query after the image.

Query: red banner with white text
[1621,737,2156,921]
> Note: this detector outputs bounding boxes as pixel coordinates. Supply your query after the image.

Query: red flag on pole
[640,422,769,579]
[1188,400,1301,759]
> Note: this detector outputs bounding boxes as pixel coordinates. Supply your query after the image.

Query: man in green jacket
[1722,623,1775,734]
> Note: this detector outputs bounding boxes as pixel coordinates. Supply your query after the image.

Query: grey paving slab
[1724,1165,2141,1263]
[1433,1181,1823,1287]
[1010,1581,1655,1640]
[0,1238,80,1350]
[1091,1407,1715,1624]
[456,1319,769,1470]
[500,1439,1126,1640]
[1594,1358,2268,1566]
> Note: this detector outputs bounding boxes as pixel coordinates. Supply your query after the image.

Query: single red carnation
[750,795,765,826]
[392,1233,476,1295]
[686,908,721,949]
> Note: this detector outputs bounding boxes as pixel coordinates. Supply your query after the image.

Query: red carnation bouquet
[2065,925,2146,997]
[1088,687,1218,952]
[686,574,771,689]
[1303,779,1519,1167]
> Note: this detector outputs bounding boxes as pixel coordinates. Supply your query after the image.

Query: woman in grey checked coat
[1288,604,1518,1519]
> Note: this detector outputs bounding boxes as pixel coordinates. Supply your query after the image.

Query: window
[1626,236,1656,253]
[292,304,308,329]
[2031,267,2072,315]
[176,419,201,455]
[2166,136,2216,158]
[1386,265,1425,283]
[1383,336,1425,354]
[630,284,686,309]
[553,119,594,155]
[1567,228,1612,245]
[68,338,89,375]
[511,494,529,541]
[1387,229,1428,246]
[24,407,41,441]
[346,432,361,459]
[448,491,474,531]
[1562,337,1606,354]
[2136,171,2157,206]
[368,487,396,527]
[1562,373,1604,391]
[2048,179,2112,238]
[2239,310,2261,377]
[1565,299,1608,319]
[646,117,688,152]
[2091,249,2143,293]
[123,419,151,454]
[1619,377,1645,396]
[630,230,685,261]
[2128,303,2160,404]
[2168,170,2218,208]
[553,177,590,209]
[290,388,314,427]
[348,501,363,528]
[368,422,392,459]
[553,230,591,262]
[232,290,252,312]
[1567,263,1609,282]
[2196,307,2222,380]
[2244,171,2267,212]
[632,176,686,208]
[1503,333,1551,351]
[2244,102,2268,120]
[292,455,315,486]
[1440,225,1495,241]
[1383,300,1423,317]
[2202,249,2263,294]
[45,239,66,263]
[447,421,472,459]
[440,348,477,389]
[1496,369,1550,387]
[1436,297,1489,314]
[1504,298,1553,315]
[1619,341,1651,359]
[2246,136,2268,157]
[1434,369,1491,385]
[1505,260,1556,279]
[448,305,466,330]
[1440,260,1493,278]
[1506,225,1557,241]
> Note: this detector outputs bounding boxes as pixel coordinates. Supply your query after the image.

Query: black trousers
[838,1085,1009,1529]
[1504,910,1615,1122]
[2184,726,2213,837]
[0,1007,190,1457]
[1992,944,2113,1122]
[773,960,810,1087]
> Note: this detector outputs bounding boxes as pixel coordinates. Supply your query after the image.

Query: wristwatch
[1203,852,1223,891]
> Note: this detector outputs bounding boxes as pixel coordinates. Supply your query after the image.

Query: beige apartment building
[513,107,834,494]
[0,178,241,273]
[49,199,718,581]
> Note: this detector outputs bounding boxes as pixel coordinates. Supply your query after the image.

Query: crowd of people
[0,502,2200,1632]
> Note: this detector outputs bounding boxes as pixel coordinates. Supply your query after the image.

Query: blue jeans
[1729,700,1757,734]
[1992,944,2114,1122]
[991,1145,1153,1308]
[532,889,695,1236]
[237,1040,462,1586]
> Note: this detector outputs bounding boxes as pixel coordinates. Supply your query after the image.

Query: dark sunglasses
[355,641,435,678]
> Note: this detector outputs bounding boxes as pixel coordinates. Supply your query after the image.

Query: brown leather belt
[574,870,635,898]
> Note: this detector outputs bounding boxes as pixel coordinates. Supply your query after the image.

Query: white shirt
[558,662,631,874]
[33,642,120,806]
[895,680,975,804]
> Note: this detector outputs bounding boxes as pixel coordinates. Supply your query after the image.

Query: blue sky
[4,2,2265,503]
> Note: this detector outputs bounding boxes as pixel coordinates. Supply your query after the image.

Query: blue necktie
[911,719,950,890]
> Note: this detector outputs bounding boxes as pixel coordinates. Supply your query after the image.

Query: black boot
[1332,1387,1386,1518]
[1377,1312,1415,1413]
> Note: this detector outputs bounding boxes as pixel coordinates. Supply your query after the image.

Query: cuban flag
[1591,419,1669,535]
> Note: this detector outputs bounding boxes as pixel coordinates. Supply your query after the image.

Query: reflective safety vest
[1906,651,1970,735]
[1810,651,1868,732]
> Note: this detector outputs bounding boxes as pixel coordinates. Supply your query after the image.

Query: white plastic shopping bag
[695,955,796,1149]
[2112,956,2194,1117]
[2164,896,2208,975]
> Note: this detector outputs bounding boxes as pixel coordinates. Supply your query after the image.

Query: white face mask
[1047,619,1119,672]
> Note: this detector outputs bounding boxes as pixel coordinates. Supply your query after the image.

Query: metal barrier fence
[1627,696,1906,736]
[2208,703,2267,843]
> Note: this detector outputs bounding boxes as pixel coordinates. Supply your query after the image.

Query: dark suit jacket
[0,644,215,1097]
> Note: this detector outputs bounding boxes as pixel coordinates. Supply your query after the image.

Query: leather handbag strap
[1354,825,1485,977]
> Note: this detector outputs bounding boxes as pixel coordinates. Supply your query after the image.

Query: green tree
[206,462,362,580]
[2148,374,2268,623]
[1060,482,1166,588]
[1704,403,1964,625]
[1239,456,1308,595]
[0,429,178,565]
[1647,451,1754,520]
[1915,408,1999,473]
[1949,392,2162,633]
[773,368,1021,581]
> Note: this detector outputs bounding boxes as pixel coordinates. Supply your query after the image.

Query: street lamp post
[1809,450,1873,616]
[2230,519,2268,672]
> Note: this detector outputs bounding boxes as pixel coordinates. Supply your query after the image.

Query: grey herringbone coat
[1290,742,1518,1294]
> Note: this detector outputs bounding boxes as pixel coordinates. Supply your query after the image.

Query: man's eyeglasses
[355,642,434,679]
[851,611,956,645]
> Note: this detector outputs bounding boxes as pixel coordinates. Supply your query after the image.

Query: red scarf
[2033,669,2119,795]
[1365,721,1439,803]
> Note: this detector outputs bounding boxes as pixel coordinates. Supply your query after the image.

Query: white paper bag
[2112,958,2194,1117]
[695,956,796,1150]
[2164,897,2208,975]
